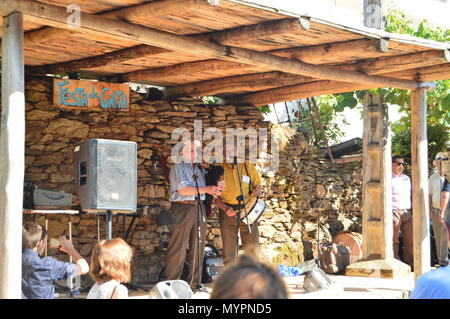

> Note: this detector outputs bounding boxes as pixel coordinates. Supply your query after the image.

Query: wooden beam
[199,17,310,46]
[384,62,450,82]
[101,0,220,23]
[274,38,389,63]
[0,11,25,299]
[345,50,450,75]
[113,39,388,83]
[32,25,371,77]
[164,71,314,99]
[22,0,220,45]
[0,0,419,90]
[226,80,375,106]
[121,59,252,83]
[411,88,431,279]
[29,45,170,74]
[162,50,448,99]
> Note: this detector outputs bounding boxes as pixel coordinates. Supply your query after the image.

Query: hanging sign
[53,79,129,111]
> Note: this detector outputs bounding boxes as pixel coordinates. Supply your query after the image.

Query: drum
[240,197,266,225]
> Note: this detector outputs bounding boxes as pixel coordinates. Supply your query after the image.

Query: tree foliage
[320,7,449,158]
[292,97,349,146]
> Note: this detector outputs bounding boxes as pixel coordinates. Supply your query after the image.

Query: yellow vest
[219,162,262,205]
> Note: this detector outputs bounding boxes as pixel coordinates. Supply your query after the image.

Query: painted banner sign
[53,79,129,111]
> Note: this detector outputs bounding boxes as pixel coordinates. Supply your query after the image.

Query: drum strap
[243,163,252,195]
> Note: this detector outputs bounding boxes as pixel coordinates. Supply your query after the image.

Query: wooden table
[23,209,79,256]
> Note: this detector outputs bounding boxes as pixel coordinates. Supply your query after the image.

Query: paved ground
[58,273,415,299]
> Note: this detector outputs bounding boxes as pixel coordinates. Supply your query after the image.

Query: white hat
[435,152,444,160]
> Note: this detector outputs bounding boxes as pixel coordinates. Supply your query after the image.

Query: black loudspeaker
[74,139,137,212]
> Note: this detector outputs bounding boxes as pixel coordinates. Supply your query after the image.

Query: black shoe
[439,261,449,267]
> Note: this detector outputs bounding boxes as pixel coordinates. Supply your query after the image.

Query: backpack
[318,242,350,274]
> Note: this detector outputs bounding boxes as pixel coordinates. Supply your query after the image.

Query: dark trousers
[164,202,206,287]
[393,209,414,269]
[219,207,260,265]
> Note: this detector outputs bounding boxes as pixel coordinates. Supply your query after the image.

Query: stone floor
[57,273,416,299]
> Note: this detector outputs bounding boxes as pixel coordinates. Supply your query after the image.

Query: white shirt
[429,171,445,209]
[87,279,119,299]
[392,173,411,210]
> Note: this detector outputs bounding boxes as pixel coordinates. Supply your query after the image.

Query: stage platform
[57,272,415,299]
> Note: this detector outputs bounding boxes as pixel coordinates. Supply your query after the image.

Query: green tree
[322,8,450,158]
[292,96,349,146]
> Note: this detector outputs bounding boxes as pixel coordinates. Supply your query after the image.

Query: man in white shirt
[392,155,413,269]
[429,152,450,267]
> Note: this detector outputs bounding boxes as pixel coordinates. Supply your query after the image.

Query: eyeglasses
[393,162,406,167]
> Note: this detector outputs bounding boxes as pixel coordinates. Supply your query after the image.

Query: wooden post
[346,94,410,278]
[0,11,25,299]
[411,88,431,279]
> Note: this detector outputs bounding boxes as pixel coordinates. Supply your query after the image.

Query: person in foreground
[22,222,89,299]
[210,254,288,299]
[87,238,133,299]
[410,165,450,299]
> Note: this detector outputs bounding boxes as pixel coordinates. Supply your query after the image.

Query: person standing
[391,155,414,268]
[164,140,222,291]
[428,152,450,267]
[214,142,263,265]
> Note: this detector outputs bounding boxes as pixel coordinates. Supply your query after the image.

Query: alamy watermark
[170,120,280,173]
[66,4,81,29]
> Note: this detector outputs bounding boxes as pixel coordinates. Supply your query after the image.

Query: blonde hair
[90,238,133,283]
[22,222,47,250]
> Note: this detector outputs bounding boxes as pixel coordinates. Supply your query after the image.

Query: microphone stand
[192,163,205,289]
[233,157,252,263]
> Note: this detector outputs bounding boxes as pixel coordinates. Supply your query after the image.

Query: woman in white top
[87,238,133,299]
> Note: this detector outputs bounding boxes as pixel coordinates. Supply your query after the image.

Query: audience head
[90,238,133,283]
[22,222,47,254]
[210,254,288,299]
[392,155,406,175]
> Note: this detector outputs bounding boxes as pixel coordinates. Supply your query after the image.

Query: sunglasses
[393,162,406,167]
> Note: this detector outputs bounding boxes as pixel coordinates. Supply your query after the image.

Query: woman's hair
[210,254,288,299]
[22,222,47,250]
[90,238,133,283]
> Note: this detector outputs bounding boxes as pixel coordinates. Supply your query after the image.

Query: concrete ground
[58,273,415,299]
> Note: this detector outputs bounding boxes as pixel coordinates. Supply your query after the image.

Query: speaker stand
[106,210,113,240]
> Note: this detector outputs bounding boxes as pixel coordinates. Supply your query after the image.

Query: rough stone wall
[21,76,362,285]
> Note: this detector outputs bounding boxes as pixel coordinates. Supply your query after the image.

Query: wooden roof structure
[1,0,449,106]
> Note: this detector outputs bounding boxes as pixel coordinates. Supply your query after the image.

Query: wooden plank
[22,0,221,46]
[162,51,448,99]
[164,71,314,99]
[53,79,130,111]
[0,11,25,299]
[119,39,388,83]
[198,17,310,46]
[30,33,383,77]
[0,0,420,90]
[225,80,374,106]
[384,63,450,82]
[121,59,254,83]
[346,50,450,75]
[101,0,220,23]
[30,44,170,74]
[411,88,431,279]
[23,209,79,215]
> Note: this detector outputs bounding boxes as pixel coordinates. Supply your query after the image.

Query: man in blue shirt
[164,140,222,291]
[22,222,89,299]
